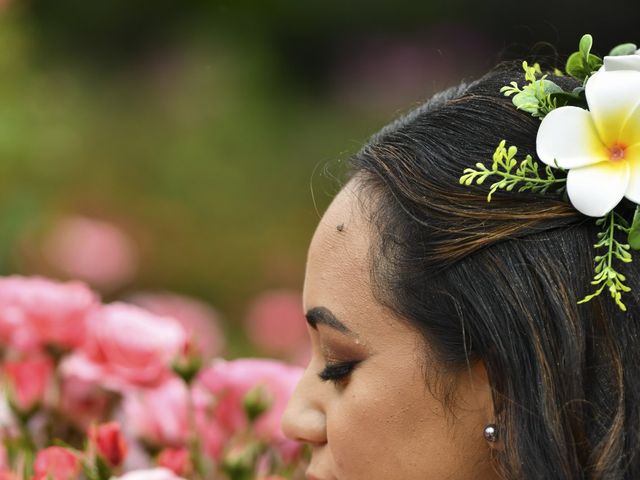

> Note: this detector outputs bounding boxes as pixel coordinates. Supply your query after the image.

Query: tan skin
[281,179,501,480]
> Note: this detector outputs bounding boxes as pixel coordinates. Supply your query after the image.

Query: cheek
[324,361,491,480]
[325,364,450,479]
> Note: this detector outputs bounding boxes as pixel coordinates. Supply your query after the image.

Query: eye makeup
[306,306,370,387]
[318,359,361,384]
[316,336,367,387]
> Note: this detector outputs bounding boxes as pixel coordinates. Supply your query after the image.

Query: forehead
[304,178,425,358]
[303,180,371,310]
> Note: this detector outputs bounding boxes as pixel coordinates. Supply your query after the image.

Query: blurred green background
[0,0,635,355]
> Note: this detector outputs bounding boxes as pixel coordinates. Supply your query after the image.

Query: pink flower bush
[123,376,189,447]
[128,292,225,360]
[193,358,303,462]
[0,276,98,351]
[43,216,138,291]
[244,290,309,360]
[73,303,187,389]
[33,447,80,480]
[0,274,307,478]
[1,356,54,413]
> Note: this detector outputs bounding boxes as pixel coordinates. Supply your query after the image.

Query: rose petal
[586,70,640,145]
[536,106,607,169]
[624,144,640,203]
[603,55,640,72]
[567,160,630,217]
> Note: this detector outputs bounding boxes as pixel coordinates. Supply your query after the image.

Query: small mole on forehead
[336,223,345,232]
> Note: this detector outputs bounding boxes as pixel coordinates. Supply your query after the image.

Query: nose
[281,366,327,445]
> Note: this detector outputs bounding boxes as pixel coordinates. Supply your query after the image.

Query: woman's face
[282,180,500,480]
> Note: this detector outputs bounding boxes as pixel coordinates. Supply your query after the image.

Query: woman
[281,63,640,479]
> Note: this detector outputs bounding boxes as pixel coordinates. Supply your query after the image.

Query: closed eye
[318,360,361,384]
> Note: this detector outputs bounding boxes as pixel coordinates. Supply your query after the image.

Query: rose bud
[89,422,128,468]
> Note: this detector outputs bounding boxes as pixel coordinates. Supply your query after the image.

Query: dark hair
[348,63,640,479]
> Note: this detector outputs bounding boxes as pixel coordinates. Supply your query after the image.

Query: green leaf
[566,34,603,81]
[511,90,539,114]
[541,79,564,95]
[609,43,637,56]
[586,53,603,72]
[95,455,112,480]
[548,90,586,108]
[566,52,602,81]
[566,52,586,78]
[628,205,640,250]
[579,34,593,58]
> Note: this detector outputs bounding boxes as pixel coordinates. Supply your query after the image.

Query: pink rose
[123,376,189,447]
[193,358,303,461]
[80,303,188,389]
[156,448,191,477]
[2,356,53,413]
[243,290,309,360]
[33,447,80,480]
[89,422,128,468]
[43,215,138,291]
[115,468,186,480]
[0,275,98,350]
[127,292,225,360]
[58,366,113,429]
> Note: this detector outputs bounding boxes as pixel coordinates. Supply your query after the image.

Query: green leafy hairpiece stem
[578,211,632,311]
[459,140,566,201]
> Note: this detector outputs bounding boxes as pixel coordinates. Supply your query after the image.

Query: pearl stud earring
[483,423,498,442]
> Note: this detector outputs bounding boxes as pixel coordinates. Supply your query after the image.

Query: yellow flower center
[609,143,627,161]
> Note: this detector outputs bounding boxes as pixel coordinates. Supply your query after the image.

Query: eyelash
[318,360,361,385]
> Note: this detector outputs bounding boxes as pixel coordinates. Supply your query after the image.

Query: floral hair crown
[459,34,640,311]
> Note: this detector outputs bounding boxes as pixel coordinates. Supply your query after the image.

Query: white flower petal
[603,54,640,72]
[624,144,640,203]
[586,70,640,145]
[619,101,640,146]
[567,160,630,217]
[536,106,607,169]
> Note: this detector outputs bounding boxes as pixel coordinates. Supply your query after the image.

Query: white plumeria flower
[536,70,640,216]
[602,48,640,72]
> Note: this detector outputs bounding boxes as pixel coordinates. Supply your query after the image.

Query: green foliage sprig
[500,62,563,118]
[459,140,566,201]
[565,34,603,82]
[578,211,632,311]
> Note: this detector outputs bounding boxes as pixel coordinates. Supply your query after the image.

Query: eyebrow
[305,306,353,335]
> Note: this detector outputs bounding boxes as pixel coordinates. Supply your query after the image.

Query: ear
[458,360,502,450]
